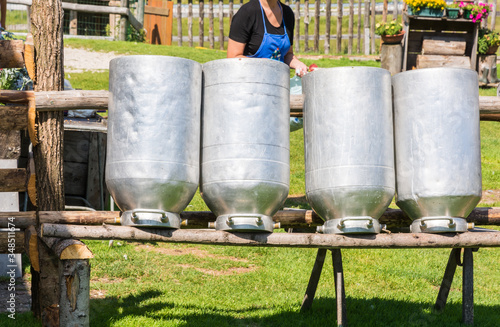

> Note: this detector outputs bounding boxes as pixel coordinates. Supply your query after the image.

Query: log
[25,226,40,271]
[35,90,109,111]
[40,237,93,259]
[40,224,500,249]
[0,211,37,228]
[1,207,500,229]
[0,40,25,69]
[380,43,403,75]
[416,55,471,69]
[0,90,34,103]
[59,259,90,326]
[0,231,24,253]
[478,96,500,114]
[421,36,467,55]
[0,168,28,192]
[0,105,29,130]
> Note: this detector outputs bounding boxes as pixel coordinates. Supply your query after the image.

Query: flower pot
[486,45,499,55]
[408,7,444,17]
[381,31,405,44]
[447,8,460,19]
[462,9,472,19]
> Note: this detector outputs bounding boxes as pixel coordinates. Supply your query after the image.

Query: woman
[227,0,308,76]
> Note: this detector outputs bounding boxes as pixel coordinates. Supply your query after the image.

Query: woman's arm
[227,39,247,58]
[284,48,308,77]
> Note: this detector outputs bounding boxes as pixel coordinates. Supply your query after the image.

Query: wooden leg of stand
[462,248,474,325]
[435,248,461,311]
[301,248,328,311]
[332,249,347,327]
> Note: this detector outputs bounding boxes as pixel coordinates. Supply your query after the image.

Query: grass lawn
[3,40,498,326]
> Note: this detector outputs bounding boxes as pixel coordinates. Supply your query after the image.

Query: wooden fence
[5,0,500,54]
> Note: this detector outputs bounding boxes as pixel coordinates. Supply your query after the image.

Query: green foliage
[478,28,500,54]
[375,20,403,36]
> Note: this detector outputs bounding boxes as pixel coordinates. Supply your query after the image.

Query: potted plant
[405,0,446,17]
[375,20,405,44]
[460,2,491,22]
[446,3,460,19]
[478,28,500,55]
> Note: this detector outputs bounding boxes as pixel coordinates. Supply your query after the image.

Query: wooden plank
[422,36,467,55]
[86,133,106,210]
[0,40,25,69]
[0,131,21,160]
[336,0,342,53]
[145,0,173,45]
[0,105,29,130]
[324,0,331,54]
[0,168,27,192]
[208,0,214,49]
[416,54,471,69]
[144,5,170,17]
[41,224,500,248]
[314,0,320,52]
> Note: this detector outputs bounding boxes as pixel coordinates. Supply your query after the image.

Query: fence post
[219,0,224,49]
[178,0,182,46]
[199,0,205,47]
[188,0,193,47]
[325,0,331,54]
[314,0,320,52]
[336,0,343,53]
[358,0,362,52]
[67,0,78,35]
[348,0,354,54]
[364,0,370,54]
[137,0,145,24]
[304,0,310,52]
[119,0,129,41]
[370,0,376,54]
[393,0,399,21]
[383,0,388,22]
[209,0,214,48]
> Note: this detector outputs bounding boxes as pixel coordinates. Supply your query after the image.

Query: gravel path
[64,47,122,73]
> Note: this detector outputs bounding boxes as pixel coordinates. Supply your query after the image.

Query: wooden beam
[435,248,460,311]
[301,248,327,311]
[35,90,110,111]
[0,231,25,253]
[0,105,29,130]
[0,168,28,192]
[0,90,34,104]
[0,211,37,228]
[0,40,25,69]
[144,5,170,16]
[40,224,500,249]
[1,207,499,229]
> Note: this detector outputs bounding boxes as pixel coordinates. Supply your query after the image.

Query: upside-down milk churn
[302,67,395,234]
[106,55,202,228]
[201,58,290,232]
[392,68,482,233]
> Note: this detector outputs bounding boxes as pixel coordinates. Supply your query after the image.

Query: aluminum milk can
[201,58,290,232]
[302,67,395,234]
[392,68,482,233]
[106,55,202,228]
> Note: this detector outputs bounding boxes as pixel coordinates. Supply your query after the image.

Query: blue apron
[248,1,291,62]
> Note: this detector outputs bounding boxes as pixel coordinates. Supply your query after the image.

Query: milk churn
[392,68,482,233]
[201,58,290,232]
[302,67,395,234]
[106,55,202,228]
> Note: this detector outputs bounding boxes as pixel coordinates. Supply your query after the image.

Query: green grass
[35,41,499,326]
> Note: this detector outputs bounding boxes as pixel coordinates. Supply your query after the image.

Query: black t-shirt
[229,0,295,57]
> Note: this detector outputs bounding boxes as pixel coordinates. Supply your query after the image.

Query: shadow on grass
[89,291,500,327]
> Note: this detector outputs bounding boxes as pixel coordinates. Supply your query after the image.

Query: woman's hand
[284,49,308,77]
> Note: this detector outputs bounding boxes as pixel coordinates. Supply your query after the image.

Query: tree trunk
[30,0,65,323]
